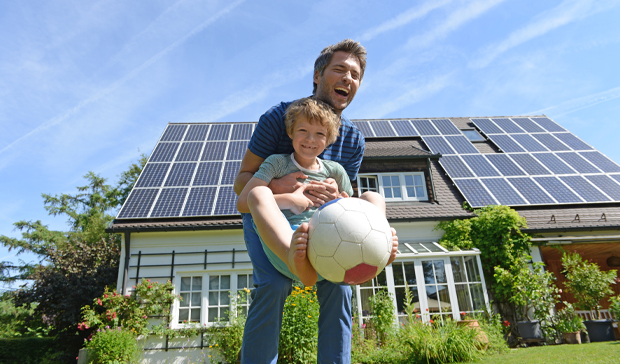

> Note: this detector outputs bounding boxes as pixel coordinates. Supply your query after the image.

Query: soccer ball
[307,198,393,285]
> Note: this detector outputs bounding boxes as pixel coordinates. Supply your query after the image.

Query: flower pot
[457,319,489,350]
[562,331,581,344]
[517,320,543,340]
[583,320,615,342]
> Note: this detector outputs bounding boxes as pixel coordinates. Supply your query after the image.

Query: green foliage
[278,284,319,364]
[81,279,177,337]
[561,251,617,320]
[494,254,560,321]
[555,302,585,334]
[609,294,620,319]
[367,288,395,344]
[209,290,249,364]
[0,293,50,338]
[0,337,56,364]
[436,205,530,298]
[85,327,138,364]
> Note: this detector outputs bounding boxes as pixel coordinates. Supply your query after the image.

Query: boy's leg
[360,191,386,215]
[241,213,292,364]
[248,186,317,286]
[316,280,352,364]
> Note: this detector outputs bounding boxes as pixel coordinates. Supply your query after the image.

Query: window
[392,262,420,324]
[175,272,253,326]
[422,259,453,322]
[450,256,485,314]
[358,173,427,201]
[357,270,388,323]
[462,129,485,142]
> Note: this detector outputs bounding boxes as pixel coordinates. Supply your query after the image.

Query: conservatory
[353,241,489,326]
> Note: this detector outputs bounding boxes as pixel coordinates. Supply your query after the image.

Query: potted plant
[562,251,617,342]
[495,254,560,340]
[555,302,585,344]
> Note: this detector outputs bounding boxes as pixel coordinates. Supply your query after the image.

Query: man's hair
[312,39,367,94]
[285,98,340,145]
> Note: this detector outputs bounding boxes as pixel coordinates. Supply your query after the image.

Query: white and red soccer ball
[307,198,393,285]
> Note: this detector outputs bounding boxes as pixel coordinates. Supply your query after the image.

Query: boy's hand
[386,228,399,266]
[288,185,314,215]
[305,178,339,206]
[268,171,308,194]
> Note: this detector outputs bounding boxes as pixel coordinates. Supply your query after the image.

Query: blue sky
[2,0,620,288]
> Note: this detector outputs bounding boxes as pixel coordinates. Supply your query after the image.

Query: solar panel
[453,179,497,207]
[164,163,197,187]
[226,141,247,161]
[231,123,253,140]
[481,178,526,205]
[207,124,232,141]
[507,177,555,204]
[150,143,180,162]
[491,118,524,134]
[411,119,439,135]
[556,152,600,173]
[117,189,160,218]
[439,156,474,178]
[150,188,189,217]
[221,161,241,185]
[185,124,210,141]
[471,118,503,134]
[485,154,526,176]
[560,176,610,202]
[202,142,227,161]
[579,151,620,173]
[534,177,583,203]
[192,162,223,186]
[445,136,479,154]
[552,133,593,151]
[161,124,188,141]
[369,121,397,137]
[136,163,171,187]
[431,119,461,135]
[488,135,525,153]
[390,120,418,136]
[586,175,620,200]
[511,118,545,133]
[510,134,548,152]
[508,154,551,175]
[533,153,576,174]
[213,186,239,215]
[176,142,204,162]
[183,187,218,216]
[423,136,455,155]
[531,117,566,132]
[531,134,570,151]
[461,155,501,177]
[352,121,374,137]
[612,175,620,184]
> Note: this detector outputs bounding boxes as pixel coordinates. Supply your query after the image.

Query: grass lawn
[477,342,620,364]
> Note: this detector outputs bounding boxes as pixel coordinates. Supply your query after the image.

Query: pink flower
[460,311,465,316]
[430,319,434,324]
[143,315,148,319]
[559,289,563,293]
[148,285,152,289]
[425,308,429,312]
[361,324,366,328]
[416,314,420,319]
[97,298,102,306]
[104,294,108,298]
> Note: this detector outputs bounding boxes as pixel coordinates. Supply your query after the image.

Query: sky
[1,0,620,289]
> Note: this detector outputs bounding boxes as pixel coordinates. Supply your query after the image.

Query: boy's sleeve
[253,155,284,184]
[326,161,354,197]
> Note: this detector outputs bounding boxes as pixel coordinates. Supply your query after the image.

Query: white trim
[358,172,428,202]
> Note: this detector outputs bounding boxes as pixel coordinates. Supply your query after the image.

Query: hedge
[0,337,56,364]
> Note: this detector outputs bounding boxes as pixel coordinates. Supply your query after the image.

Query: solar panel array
[446,116,620,207]
[117,123,254,219]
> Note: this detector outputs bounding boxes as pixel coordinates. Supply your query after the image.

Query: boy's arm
[237,177,313,214]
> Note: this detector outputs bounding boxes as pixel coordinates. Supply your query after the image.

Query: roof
[362,139,437,159]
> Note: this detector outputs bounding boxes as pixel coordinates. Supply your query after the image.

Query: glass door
[420,258,456,323]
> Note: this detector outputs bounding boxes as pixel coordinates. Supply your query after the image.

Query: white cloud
[358,0,454,42]
[470,0,620,68]
[527,85,620,117]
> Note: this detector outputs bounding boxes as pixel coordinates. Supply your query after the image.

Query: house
[106,116,620,360]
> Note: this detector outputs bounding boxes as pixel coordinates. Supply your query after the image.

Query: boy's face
[288,116,328,164]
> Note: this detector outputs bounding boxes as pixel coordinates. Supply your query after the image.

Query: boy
[237,97,386,287]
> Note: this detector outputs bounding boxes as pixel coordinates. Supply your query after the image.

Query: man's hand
[386,228,399,266]
[305,178,339,206]
[287,185,314,215]
[268,171,307,194]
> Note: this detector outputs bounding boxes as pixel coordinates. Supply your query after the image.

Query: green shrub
[86,327,138,364]
[0,337,56,364]
[209,290,249,364]
[367,289,395,345]
[278,284,319,364]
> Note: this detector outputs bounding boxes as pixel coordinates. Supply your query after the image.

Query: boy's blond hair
[285,97,340,145]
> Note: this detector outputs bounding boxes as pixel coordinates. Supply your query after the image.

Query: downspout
[122,232,131,295]
[427,157,439,203]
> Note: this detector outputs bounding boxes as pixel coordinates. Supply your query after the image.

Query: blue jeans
[240,213,352,364]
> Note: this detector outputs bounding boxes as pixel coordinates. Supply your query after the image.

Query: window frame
[357,172,428,202]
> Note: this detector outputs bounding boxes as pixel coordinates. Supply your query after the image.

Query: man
[234,39,398,364]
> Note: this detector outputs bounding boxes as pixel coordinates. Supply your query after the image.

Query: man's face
[314,51,361,115]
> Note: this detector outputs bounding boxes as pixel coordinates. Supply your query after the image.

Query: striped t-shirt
[248,100,365,181]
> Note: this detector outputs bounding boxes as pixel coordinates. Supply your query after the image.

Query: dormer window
[358,172,428,201]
